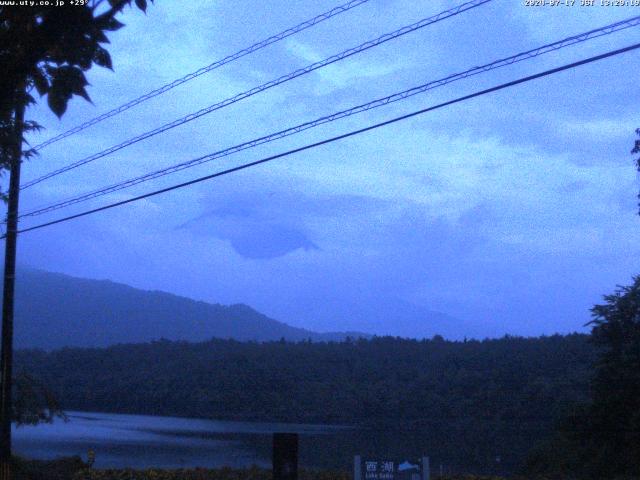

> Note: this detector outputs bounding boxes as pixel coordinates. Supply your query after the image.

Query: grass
[12,456,88,480]
[10,457,524,480]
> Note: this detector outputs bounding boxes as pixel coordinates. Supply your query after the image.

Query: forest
[15,334,597,474]
[15,334,595,426]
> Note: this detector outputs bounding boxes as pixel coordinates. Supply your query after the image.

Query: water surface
[13,411,345,469]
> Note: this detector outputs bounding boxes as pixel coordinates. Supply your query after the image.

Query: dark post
[0,91,26,480]
[273,433,298,480]
[421,457,430,480]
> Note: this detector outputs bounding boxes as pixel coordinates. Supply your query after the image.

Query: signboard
[355,456,429,480]
[364,460,396,480]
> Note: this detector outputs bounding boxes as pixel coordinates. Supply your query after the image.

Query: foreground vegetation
[19,456,612,480]
[525,278,640,479]
[74,465,348,480]
[72,469,508,480]
[9,457,517,480]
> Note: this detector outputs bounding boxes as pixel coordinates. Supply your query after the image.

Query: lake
[12,411,349,469]
[11,411,519,474]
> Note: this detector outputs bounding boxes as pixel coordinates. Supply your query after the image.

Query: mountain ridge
[13,267,369,350]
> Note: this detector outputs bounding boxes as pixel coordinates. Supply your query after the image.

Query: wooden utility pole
[0,91,26,480]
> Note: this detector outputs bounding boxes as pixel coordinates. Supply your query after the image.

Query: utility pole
[0,89,26,480]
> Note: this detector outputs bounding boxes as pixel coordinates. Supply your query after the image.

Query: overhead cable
[18,15,640,220]
[10,42,640,237]
[21,0,492,189]
[31,0,372,151]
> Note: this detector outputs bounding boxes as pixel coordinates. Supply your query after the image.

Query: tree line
[15,333,596,474]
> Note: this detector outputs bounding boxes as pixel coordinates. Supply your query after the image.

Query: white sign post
[354,456,430,480]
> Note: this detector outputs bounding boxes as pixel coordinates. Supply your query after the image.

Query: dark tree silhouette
[11,372,65,426]
[526,278,640,479]
[0,2,153,475]
[526,135,640,478]
[1,0,153,187]
[584,277,640,478]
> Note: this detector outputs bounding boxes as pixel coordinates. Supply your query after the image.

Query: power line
[31,0,372,152]
[20,0,492,190]
[17,15,640,220]
[10,42,640,238]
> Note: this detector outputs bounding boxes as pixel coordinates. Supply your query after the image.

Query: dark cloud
[176,188,395,259]
[228,223,318,259]
[178,212,318,260]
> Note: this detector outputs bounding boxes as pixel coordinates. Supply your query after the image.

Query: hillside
[13,268,366,350]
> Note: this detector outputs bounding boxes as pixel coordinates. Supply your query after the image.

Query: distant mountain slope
[13,268,366,350]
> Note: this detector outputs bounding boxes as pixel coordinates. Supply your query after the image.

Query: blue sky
[9,0,640,338]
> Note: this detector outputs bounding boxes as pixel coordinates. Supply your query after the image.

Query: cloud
[284,39,409,94]
[561,117,639,142]
[179,190,328,260]
[13,0,640,340]
[179,213,318,260]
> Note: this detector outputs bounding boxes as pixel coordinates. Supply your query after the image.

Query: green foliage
[526,278,640,479]
[0,0,152,117]
[16,334,595,473]
[73,465,273,480]
[0,114,42,201]
[42,464,348,480]
[581,277,640,478]
[0,370,65,425]
[16,335,594,427]
[0,0,152,198]
[7,457,518,480]
[71,466,505,480]
[11,455,88,480]
[12,371,66,426]
[8,457,514,480]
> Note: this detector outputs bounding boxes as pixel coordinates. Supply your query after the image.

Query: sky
[6,0,640,339]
